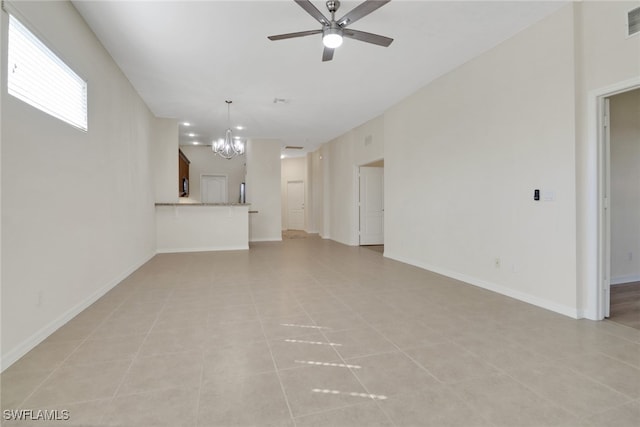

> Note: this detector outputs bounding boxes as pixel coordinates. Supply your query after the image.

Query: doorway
[592,78,640,320]
[287,180,305,230]
[359,160,384,246]
[606,88,640,326]
[201,174,228,203]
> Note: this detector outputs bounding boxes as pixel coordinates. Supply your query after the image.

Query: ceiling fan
[268,0,393,62]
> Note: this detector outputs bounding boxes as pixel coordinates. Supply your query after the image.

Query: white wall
[574,0,640,315]
[246,139,282,242]
[153,118,179,202]
[281,157,307,230]
[324,115,384,245]
[1,1,158,369]
[610,89,640,284]
[180,146,245,204]
[307,152,321,234]
[383,5,577,316]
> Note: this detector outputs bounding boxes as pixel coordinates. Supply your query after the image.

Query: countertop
[155,202,251,207]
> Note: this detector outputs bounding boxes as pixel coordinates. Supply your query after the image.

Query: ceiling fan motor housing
[326,1,341,14]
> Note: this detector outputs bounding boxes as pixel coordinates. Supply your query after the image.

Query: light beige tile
[374,320,448,349]
[598,341,640,368]
[65,334,145,366]
[451,374,580,427]
[89,314,157,339]
[347,351,439,398]
[405,342,500,383]
[139,327,208,357]
[261,314,317,341]
[279,364,370,418]
[207,304,259,324]
[307,310,370,332]
[117,350,203,396]
[295,401,393,427]
[205,320,267,347]
[202,340,275,385]
[9,239,640,427]
[7,340,82,375]
[560,353,640,398]
[323,327,397,359]
[584,400,640,427]
[508,363,631,417]
[152,309,208,332]
[453,334,552,372]
[0,368,51,410]
[23,361,130,408]
[255,300,307,319]
[269,333,342,371]
[198,372,292,426]
[102,387,198,427]
[380,384,494,427]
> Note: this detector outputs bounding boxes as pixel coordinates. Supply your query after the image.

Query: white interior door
[359,166,384,245]
[201,175,228,204]
[287,181,305,230]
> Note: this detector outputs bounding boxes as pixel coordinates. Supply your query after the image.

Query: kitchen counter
[155,202,250,207]
[155,203,250,253]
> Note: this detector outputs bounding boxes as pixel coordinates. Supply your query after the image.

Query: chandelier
[212,100,245,159]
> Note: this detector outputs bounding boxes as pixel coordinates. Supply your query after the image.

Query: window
[8,14,88,131]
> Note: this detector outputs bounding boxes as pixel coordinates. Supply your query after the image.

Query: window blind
[8,14,88,131]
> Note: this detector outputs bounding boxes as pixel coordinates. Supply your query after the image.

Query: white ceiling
[72,0,565,155]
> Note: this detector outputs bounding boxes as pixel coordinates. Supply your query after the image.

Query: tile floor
[609,282,640,330]
[2,235,640,426]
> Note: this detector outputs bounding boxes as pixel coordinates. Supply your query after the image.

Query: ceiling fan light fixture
[323,27,343,48]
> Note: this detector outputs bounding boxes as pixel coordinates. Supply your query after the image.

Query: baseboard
[156,245,249,253]
[611,274,640,285]
[249,237,283,242]
[1,250,156,372]
[384,251,580,320]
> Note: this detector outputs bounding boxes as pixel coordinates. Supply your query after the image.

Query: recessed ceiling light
[193,141,200,145]
[281,154,285,159]
[182,122,191,126]
[236,126,244,130]
[188,133,195,137]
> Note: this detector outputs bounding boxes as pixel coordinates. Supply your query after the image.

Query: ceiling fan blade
[343,29,393,47]
[322,46,335,62]
[268,29,323,41]
[336,0,391,27]
[295,0,330,26]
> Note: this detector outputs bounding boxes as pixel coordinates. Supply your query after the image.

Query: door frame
[588,77,640,320]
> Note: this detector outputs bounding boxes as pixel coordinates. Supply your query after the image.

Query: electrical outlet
[494,257,501,269]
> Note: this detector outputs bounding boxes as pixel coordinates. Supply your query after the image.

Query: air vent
[284,146,303,150]
[628,6,640,36]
